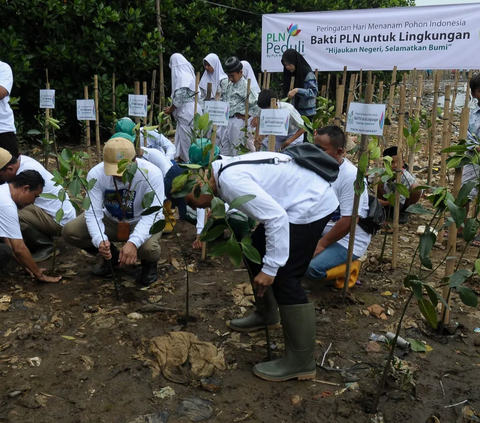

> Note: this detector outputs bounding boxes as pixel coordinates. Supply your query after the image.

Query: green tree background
[0,0,413,143]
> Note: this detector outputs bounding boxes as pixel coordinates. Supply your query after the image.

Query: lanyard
[113,178,133,221]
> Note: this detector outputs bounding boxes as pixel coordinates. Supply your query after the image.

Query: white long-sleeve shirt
[140,147,172,178]
[211,152,338,276]
[142,129,176,160]
[85,158,165,249]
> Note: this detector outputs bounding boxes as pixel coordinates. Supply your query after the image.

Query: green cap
[115,117,135,135]
[189,138,219,166]
[111,132,135,143]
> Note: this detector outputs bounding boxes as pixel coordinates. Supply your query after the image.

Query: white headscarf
[199,53,228,96]
[241,60,261,93]
[169,53,196,93]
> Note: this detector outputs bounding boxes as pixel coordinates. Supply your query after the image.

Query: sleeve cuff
[92,235,107,249]
[128,236,143,249]
[261,264,278,277]
[297,88,308,96]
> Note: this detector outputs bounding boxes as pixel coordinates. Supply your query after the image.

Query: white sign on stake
[346,102,386,136]
[128,94,148,117]
[76,99,96,121]
[259,109,290,136]
[204,101,229,126]
[262,3,480,71]
[40,90,55,109]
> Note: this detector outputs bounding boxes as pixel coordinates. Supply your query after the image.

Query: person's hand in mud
[36,270,62,283]
[99,240,112,260]
[192,235,202,250]
[253,271,275,297]
[119,241,137,266]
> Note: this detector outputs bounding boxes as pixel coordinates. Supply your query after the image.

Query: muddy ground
[1,74,480,423]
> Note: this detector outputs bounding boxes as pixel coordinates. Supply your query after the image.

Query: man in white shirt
[115,117,176,160]
[0,148,76,261]
[62,137,165,286]
[174,151,339,382]
[0,167,61,283]
[306,126,372,287]
[0,61,18,158]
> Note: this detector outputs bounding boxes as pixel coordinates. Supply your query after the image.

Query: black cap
[383,146,398,157]
[224,56,242,73]
[164,164,188,220]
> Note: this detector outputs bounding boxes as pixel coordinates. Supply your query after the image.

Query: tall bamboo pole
[449,70,460,134]
[437,85,451,241]
[334,85,345,127]
[94,75,101,159]
[156,0,165,109]
[427,71,441,185]
[44,70,50,170]
[346,74,356,114]
[262,70,267,89]
[268,98,277,151]
[391,84,406,269]
[194,72,200,115]
[342,83,373,299]
[134,81,140,154]
[414,74,424,119]
[373,81,384,197]
[149,70,157,125]
[112,73,116,135]
[84,86,92,168]
[409,68,417,116]
[266,73,271,89]
[386,66,398,142]
[442,75,471,325]
[407,74,424,171]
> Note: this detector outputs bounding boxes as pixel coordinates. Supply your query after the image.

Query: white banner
[346,103,386,136]
[204,101,229,126]
[262,4,480,71]
[76,99,96,121]
[40,90,55,109]
[259,109,290,136]
[128,94,148,117]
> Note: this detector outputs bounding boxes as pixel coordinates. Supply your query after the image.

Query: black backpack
[358,194,385,236]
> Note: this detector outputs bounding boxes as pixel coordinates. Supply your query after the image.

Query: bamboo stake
[134,81,140,154]
[334,85,345,127]
[367,70,372,86]
[142,81,148,146]
[194,72,200,115]
[414,74,424,119]
[358,70,363,99]
[342,83,373,299]
[266,72,271,89]
[437,85,451,241]
[386,66,398,142]
[321,85,326,97]
[373,81,385,197]
[409,68,417,116]
[346,74,356,114]
[449,70,460,134]
[155,0,164,109]
[342,66,348,87]
[407,74,423,171]
[378,81,384,104]
[258,73,262,90]
[336,74,340,89]
[112,73,116,135]
[263,70,267,89]
[94,75,101,159]
[372,75,377,91]
[391,84,406,269]
[442,93,470,325]
[244,79,251,135]
[315,68,319,84]
[268,98,277,151]
[326,74,331,101]
[427,71,441,185]
[149,70,157,125]
[44,70,50,170]
[85,86,92,168]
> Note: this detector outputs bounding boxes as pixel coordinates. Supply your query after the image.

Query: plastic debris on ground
[128,411,170,423]
[176,397,213,421]
[153,386,175,399]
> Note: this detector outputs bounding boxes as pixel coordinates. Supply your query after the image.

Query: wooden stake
[342,66,348,87]
[149,70,157,125]
[321,85,326,97]
[134,81,140,154]
[373,81,385,197]
[155,0,165,109]
[258,72,263,90]
[94,75,101,159]
[263,70,267,89]
[414,74,424,119]
[336,74,340,89]
[315,68,319,83]
[437,85,451,241]
[358,70,363,99]
[334,85,345,127]
[409,68,417,116]
[44,70,50,170]
[326,74,331,101]
[112,73,116,135]
[346,74,356,114]
[268,98,277,151]
[194,72,200,115]
[342,83,374,298]
[386,66,398,142]
[427,71,441,185]
[367,70,372,86]
[449,70,460,134]
[442,96,470,324]
[244,79,251,130]
[266,73,271,89]
[391,84,406,269]
[84,86,92,168]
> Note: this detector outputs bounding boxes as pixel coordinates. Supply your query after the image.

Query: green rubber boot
[253,302,317,382]
[227,286,280,332]
[21,226,58,262]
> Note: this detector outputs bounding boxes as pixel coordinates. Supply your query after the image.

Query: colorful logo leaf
[287,24,301,37]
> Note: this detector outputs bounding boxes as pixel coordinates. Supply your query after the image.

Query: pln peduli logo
[379,111,385,129]
[347,110,355,125]
[266,23,305,57]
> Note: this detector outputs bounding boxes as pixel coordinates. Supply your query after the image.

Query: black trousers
[244,215,332,306]
[0,132,19,158]
[0,240,13,272]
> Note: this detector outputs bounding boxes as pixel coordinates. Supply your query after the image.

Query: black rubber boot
[140,260,158,286]
[227,286,280,332]
[21,226,58,262]
[92,245,119,277]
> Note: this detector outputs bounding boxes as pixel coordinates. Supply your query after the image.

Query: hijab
[199,53,227,97]
[241,60,260,93]
[281,49,313,97]
[169,53,196,94]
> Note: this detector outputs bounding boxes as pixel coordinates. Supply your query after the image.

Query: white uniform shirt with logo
[86,158,165,249]
[141,147,172,178]
[212,152,339,276]
[322,158,371,258]
[0,61,15,133]
[143,129,176,160]
[18,155,76,226]
[0,184,22,239]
